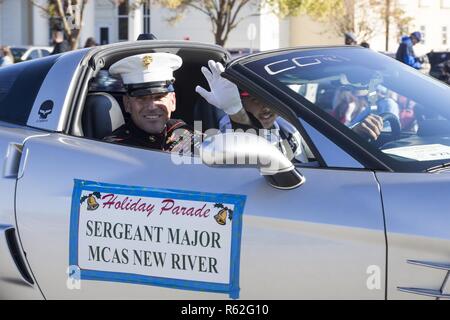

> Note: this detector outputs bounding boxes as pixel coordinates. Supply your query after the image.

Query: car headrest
[82,92,125,139]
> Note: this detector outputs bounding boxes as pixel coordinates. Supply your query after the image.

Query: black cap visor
[126,80,174,97]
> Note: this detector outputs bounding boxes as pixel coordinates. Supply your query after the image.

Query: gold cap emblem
[142,55,153,69]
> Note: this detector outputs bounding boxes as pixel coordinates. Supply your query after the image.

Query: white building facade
[1,0,450,53]
[402,0,450,53]
[290,0,450,53]
[0,0,288,50]
[0,0,34,46]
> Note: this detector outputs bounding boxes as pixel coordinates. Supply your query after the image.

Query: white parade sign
[69,180,246,299]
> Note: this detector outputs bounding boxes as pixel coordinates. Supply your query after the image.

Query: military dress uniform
[106,52,202,155]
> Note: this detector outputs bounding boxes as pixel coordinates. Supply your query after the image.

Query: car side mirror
[201,132,305,190]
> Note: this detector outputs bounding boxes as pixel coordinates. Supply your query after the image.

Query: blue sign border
[69,179,246,299]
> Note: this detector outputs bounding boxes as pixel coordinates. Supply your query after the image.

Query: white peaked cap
[109,52,183,85]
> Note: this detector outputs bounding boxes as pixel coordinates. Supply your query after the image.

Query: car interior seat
[192,96,226,131]
[82,92,125,139]
[170,48,229,131]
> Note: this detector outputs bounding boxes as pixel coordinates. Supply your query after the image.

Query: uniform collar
[127,121,167,145]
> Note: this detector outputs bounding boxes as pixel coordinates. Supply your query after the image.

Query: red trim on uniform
[167,120,185,133]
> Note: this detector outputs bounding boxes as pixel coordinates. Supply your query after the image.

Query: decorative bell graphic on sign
[214,203,233,225]
[80,192,102,211]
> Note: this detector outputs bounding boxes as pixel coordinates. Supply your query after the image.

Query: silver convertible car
[1,40,450,300]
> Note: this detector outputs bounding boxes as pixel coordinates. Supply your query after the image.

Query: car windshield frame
[231,46,450,173]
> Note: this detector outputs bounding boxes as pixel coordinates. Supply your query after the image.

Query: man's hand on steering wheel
[352,114,384,140]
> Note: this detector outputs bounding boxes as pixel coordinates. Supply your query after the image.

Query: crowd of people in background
[0,45,14,67]
[344,32,370,49]
[439,60,450,84]
[50,31,70,55]
[50,31,98,55]
[395,31,423,70]
[1,29,450,87]
[0,35,98,68]
[343,30,449,85]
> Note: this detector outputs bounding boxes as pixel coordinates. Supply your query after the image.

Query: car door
[223,43,450,302]
[376,172,450,300]
[15,128,386,299]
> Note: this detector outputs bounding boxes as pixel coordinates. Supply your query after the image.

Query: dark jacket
[396,36,421,69]
[438,60,450,85]
[104,119,202,156]
[51,40,70,55]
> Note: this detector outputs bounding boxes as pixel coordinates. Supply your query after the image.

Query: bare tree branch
[152,0,305,46]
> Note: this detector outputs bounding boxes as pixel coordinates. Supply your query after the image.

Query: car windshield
[243,47,450,172]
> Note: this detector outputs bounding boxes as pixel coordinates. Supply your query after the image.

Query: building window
[118,1,129,41]
[443,26,448,46]
[143,0,151,34]
[442,0,450,8]
[420,25,426,44]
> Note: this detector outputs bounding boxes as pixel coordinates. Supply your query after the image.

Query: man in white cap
[196,60,384,153]
[196,60,309,163]
[105,52,199,153]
